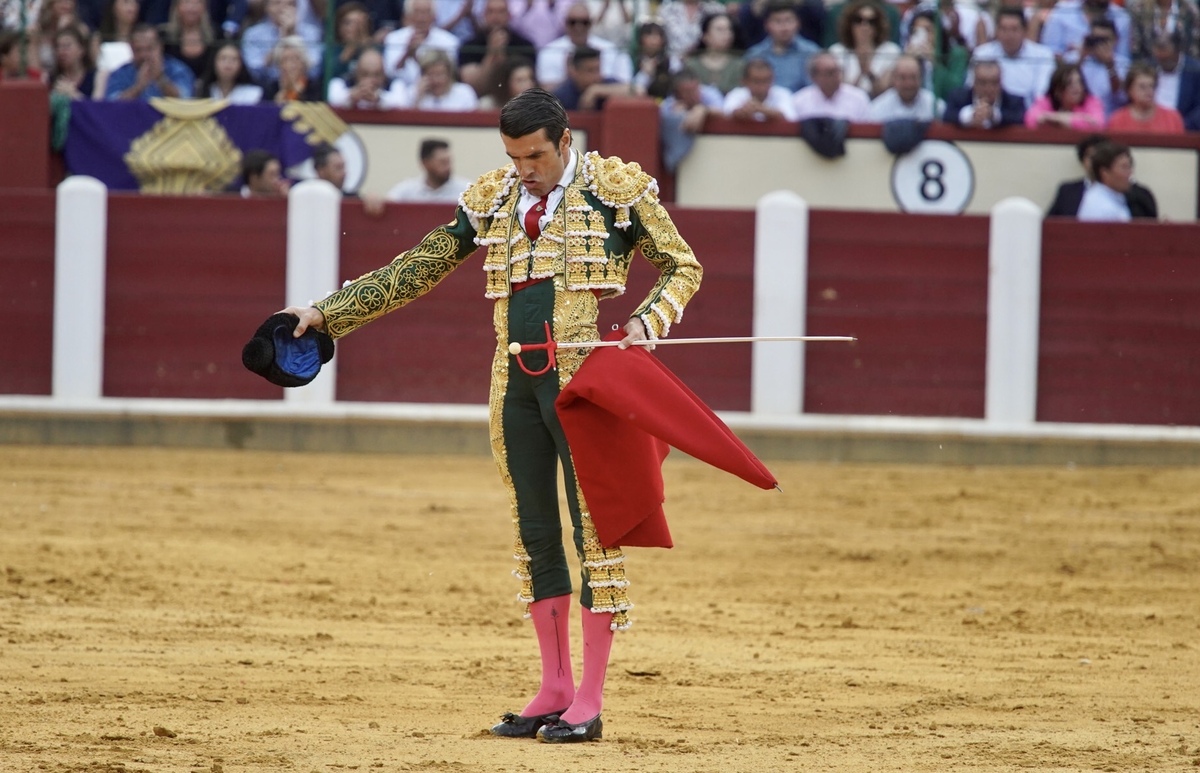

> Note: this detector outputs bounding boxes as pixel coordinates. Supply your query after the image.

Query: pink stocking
[559,607,614,724]
[521,594,575,717]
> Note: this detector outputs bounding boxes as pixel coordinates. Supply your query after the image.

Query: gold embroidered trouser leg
[489,280,632,630]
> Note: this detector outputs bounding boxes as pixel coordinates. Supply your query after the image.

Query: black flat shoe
[536,714,603,743]
[490,709,566,738]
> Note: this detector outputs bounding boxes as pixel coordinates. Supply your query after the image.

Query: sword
[508,322,856,376]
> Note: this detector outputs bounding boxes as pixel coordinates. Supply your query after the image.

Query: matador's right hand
[280,306,327,337]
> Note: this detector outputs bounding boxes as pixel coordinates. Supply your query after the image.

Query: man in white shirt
[382,0,462,86]
[536,1,632,90]
[1078,141,1133,222]
[723,58,799,121]
[385,138,472,202]
[792,51,871,122]
[868,54,943,122]
[326,48,411,109]
[970,8,1056,108]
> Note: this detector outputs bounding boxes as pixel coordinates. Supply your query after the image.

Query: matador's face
[501,128,572,199]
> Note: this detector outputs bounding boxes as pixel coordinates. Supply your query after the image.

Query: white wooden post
[285,179,341,405]
[52,176,108,401]
[752,191,809,415]
[986,197,1043,425]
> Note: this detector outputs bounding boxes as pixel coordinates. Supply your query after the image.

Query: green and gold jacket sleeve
[628,196,703,340]
[314,208,479,339]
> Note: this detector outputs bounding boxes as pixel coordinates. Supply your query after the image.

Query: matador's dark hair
[499,87,569,145]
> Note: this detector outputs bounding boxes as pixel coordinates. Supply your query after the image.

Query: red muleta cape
[554,342,778,549]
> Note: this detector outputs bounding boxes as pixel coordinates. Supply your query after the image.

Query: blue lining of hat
[273,324,322,380]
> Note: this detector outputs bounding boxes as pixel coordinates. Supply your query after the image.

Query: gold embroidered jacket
[314,150,703,341]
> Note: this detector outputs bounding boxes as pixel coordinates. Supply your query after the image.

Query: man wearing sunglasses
[536,1,633,90]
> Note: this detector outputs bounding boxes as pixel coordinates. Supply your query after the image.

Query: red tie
[524,193,550,242]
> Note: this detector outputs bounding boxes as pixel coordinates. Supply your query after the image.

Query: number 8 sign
[889,140,975,214]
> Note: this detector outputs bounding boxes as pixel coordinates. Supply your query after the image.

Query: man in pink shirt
[792,51,871,122]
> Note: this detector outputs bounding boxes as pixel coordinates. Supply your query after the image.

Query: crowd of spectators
[0,0,1193,217]
[1,0,1197,129]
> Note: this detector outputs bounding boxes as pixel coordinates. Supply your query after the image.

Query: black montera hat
[881,119,931,156]
[242,312,335,388]
[799,117,849,159]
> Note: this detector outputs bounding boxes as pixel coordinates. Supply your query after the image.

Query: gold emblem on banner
[279,102,350,147]
[124,98,243,194]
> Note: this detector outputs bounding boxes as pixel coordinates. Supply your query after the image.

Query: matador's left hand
[618,316,653,350]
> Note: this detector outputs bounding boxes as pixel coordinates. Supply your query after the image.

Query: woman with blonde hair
[264,36,321,102]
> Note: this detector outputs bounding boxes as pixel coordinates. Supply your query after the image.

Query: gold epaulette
[458,164,518,221]
[581,152,659,229]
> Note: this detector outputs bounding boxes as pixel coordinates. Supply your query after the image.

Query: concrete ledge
[4,407,1200,466]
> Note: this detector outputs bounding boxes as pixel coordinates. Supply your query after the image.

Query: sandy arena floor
[1,445,1198,772]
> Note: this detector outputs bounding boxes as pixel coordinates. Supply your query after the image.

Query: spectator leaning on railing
[970,7,1055,109]
[723,56,798,120]
[943,59,1025,128]
[868,53,944,122]
[327,45,409,108]
[1107,62,1185,132]
[792,50,872,122]
[1025,62,1105,130]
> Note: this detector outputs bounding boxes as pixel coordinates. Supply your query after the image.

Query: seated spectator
[509,0,564,50]
[1080,19,1130,118]
[1079,141,1144,221]
[49,27,97,99]
[1041,0,1131,62]
[1025,63,1105,130]
[1107,63,1185,132]
[412,49,478,110]
[199,40,262,103]
[660,69,724,171]
[552,45,628,110]
[241,0,322,83]
[683,13,745,95]
[35,0,92,73]
[825,0,903,48]
[104,24,193,98]
[478,55,537,108]
[241,149,288,197]
[382,0,461,87]
[1048,134,1158,217]
[631,22,677,99]
[264,36,322,103]
[331,1,375,81]
[828,0,900,99]
[657,0,726,60]
[903,8,967,100]
[1150,30,1200,130]
[93,0,138,96]
[868,53,943,121]
[898,0,988,53]
[328,46,410,108]
[537,1,632,91]
[970,8,1055,109]
[0,30,43,81]
[1125,0,1198,63]
[459,0,536,98]
[943,59,1025,127]
[385,138,471,202]
[723,56,798,120]
[312,142,386,214]
[161,0,213,80]
[744,1,821,92]
[793,51,872,122]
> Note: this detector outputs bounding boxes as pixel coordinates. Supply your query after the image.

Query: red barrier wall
[334,204,756,410]
[806,211,990,417]
[1,191,55,395]
[0,83,51,190]
[103,195,287,399]
[1038,221,1200,425]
